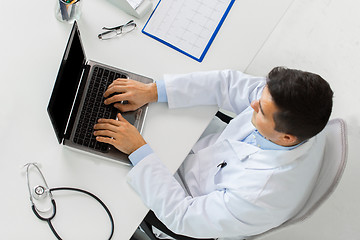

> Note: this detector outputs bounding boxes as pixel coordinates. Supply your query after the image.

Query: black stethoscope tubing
[32,187,114,240]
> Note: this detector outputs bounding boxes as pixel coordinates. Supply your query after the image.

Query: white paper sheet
[143,0,233,61]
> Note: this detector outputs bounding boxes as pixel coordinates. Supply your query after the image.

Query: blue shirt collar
[253,130,303,151]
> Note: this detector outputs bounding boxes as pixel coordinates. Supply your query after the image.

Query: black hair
[267,67,333,142]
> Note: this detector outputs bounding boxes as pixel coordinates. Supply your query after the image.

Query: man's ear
[281,133,299,146]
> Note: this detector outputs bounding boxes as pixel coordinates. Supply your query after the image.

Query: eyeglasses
[98,20,137,40]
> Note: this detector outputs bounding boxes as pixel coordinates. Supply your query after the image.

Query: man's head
[251,67,333,146]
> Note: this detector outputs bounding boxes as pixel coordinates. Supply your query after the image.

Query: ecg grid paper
[143,0,233,61]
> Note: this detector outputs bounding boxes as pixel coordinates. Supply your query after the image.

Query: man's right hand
[103,78,158,112]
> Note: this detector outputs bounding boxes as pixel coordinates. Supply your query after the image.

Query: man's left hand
[93,113,146,154]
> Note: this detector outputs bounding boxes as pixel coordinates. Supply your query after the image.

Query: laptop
[47,21,153,165]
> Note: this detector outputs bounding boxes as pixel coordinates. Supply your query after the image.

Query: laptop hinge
[63,64,91,141]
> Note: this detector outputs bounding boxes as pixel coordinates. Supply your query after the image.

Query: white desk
[0,0,294,239]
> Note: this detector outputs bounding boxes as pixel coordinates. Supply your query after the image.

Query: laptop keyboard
[73,66,127,152]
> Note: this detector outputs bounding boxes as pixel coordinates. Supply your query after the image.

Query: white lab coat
[127,70,325,239]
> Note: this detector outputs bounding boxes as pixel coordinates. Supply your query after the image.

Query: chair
[246,118,348,239]
[132,118,348,240]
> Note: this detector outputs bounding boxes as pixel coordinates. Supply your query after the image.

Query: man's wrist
[149,82,158,102]
[155,80,168,102]
[129,144,154,166]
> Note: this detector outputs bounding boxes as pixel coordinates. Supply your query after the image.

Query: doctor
[93,67,333,239]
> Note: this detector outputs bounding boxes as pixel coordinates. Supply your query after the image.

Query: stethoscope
[24,163,114,239]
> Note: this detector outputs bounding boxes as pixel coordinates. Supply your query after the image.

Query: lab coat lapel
[216,107,254,143]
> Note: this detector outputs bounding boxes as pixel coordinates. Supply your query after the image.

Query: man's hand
[104,78,158,112]
[93,113,146,154]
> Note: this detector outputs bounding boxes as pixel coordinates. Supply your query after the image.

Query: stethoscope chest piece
[33,185,48,200]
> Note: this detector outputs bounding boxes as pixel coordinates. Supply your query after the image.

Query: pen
[59,0,69,20]
[69,0,78,19]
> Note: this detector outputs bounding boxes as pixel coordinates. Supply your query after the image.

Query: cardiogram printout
[142,0,235,62]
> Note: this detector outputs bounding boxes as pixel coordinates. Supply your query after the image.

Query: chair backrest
[247,118,348,239]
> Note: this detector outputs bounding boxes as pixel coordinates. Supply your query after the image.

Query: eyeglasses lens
[98,31,118,40]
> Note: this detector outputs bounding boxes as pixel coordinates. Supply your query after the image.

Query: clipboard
[142,0,235,62]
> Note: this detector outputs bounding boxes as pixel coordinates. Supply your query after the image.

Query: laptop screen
[47,22,86,143]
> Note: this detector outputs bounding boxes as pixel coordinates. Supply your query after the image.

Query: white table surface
[0,0,294,239]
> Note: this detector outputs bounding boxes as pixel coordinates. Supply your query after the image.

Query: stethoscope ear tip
[21,162,42,173]
[22,162,41,168]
